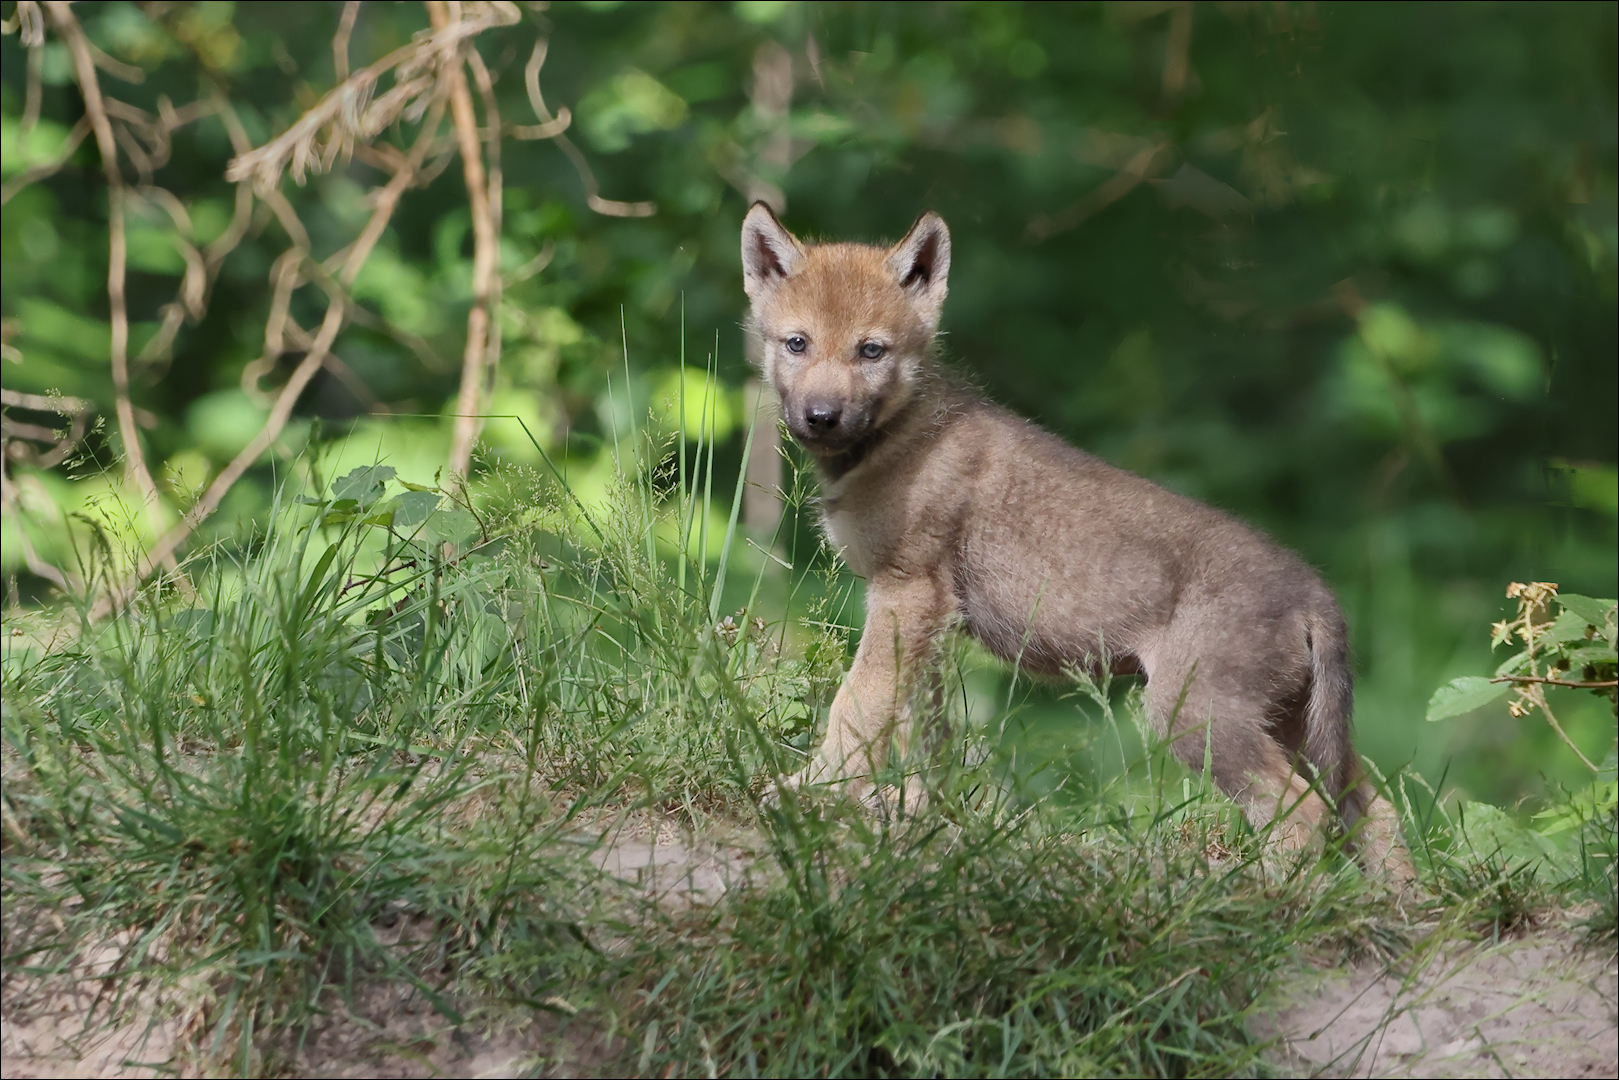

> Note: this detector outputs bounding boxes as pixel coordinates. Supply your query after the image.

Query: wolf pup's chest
[820,501,878,578]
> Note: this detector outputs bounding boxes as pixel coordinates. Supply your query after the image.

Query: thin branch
[20,9,43,133]
[241,249,308,406]
[333,1,362,84]
[203,90,259,276]
[1,389,94,415]
[1493,674,1618,691]
[138,186,207,318]
[515,37,654,218]
[1525,685,1600,774]
[45,2,165,538]
[0,117,90,205]
[512,38,572,139]
[284,320,387,414]
[1162,2,1193,105]
[430,1,500,487]
[0,472,73,592]
[1027,141,1169,241]
[1,388,94,470]
[225,0,518,189]
[459,41,507,479]
[95,89,452,619]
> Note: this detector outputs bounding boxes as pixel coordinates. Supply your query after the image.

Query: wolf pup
[740,202,1412,879]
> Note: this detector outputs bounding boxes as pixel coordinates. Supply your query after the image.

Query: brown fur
[741,203,1413,880]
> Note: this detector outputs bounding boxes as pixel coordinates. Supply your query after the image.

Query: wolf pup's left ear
[886,211,951,329]
[741,202,805,300]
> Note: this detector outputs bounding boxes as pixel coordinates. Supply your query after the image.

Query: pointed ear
[885,211,951,328]
[741,202,805,299]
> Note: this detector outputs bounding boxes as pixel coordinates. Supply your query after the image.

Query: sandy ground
[5,828,1614,1078]
[1258,933,1618,1079]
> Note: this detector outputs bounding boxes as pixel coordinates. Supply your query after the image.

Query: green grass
[2,419,1612,1077]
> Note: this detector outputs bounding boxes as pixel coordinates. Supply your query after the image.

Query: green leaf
[1493,649,1532,676]
[424,508,479,546]
[1459,801,1559,866]
[1532,779,1618,836]
[464,536,509,560]
[332,466,396,506]
[1558,594,1617,641]
[390,490,441,530]
[1563,645,1617,668]
[1546,608,1596,644]
[1426,676,1510,721]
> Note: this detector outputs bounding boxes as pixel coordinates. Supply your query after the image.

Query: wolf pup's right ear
[886,211,951,331]
[741,202,805,300]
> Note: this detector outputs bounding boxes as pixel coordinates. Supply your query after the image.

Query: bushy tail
[1305,601,1416,882]
[1303,604,1356,808]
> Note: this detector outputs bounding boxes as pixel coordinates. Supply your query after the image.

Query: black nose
[804,403,841,431]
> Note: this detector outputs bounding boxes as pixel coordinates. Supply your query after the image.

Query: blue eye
[785,335,807,354]
[859,341,886,360]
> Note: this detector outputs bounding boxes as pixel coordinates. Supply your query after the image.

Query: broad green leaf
[1459,801,1560,867]
[1560,599,1612,634]
[389,490,441,530]
[333,466,396,506]
[424,508,479,546]
[1546,608,1596,644]
[1532,779,1618,836]
[1563,645,1617,668]
[1426,676,1510,721]
[1493,649,1531,676]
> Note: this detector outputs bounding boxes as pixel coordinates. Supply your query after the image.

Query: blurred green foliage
[1,0,1614,805]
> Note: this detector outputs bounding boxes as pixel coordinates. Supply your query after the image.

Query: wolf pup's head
[741,204,950,456]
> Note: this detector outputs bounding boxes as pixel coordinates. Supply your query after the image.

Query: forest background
[2,0,1615,808]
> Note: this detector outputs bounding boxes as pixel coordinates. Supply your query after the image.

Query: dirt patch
[8,824,1614,1078]
[1259,933,1618,1078]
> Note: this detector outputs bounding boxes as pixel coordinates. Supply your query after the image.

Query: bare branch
[225,0,519,190]
[138,186,207,319]
[333,1,362,84]
[45,2,164,538]
[509,238,555,284]
[285,320,387,414]
[1162,2,1193,105]
[514,36,654,217]
[97,89,453,619]
[1027,141,1170,241]
[430,0,500,486]
[1,389,95,472]
[556,133,657,217]
[0,117,90,205]
[511,38,572,139]
[3,2,45,44]
[0,471,73,592]
[443,31,507,486]
[1493,674,1618,691]
[19,5,44,134]
[0,390,95,415]
[241,249,308,406]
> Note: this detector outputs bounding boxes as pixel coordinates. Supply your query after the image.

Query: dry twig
[96,87,454,620]
[224,0,518,190]
[1027,141,1171,241]
[433,1,501,485]
[44,2,164,539]
[515,39,654,218]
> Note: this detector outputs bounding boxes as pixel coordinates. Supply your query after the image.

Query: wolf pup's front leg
[796,575,953,799]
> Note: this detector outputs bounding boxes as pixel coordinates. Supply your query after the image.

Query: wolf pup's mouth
[787,404,872,453]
